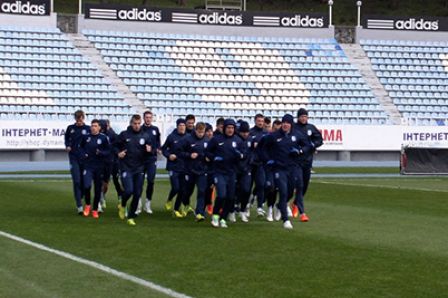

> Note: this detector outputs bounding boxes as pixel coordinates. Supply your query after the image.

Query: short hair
[185,114,195,121]
[74,110,85,120]
[254,113,264,121]
[143,110,153,117]
[91,119,100,126]
[273,119,282,126]
[195,122,206,131]
[264,117,271,125]
[216,117,225,126]
[130,114,141,124]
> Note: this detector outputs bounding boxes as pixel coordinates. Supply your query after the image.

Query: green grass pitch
[1,176,448,297]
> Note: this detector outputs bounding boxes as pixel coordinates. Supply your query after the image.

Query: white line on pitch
[0,230,193,298]
[315,180,448,193]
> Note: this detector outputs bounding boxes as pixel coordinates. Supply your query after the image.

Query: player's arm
[64,125,71,152]
[161,135,172,158]
[311,125,323,148]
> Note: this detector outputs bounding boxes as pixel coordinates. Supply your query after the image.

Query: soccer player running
[260,114,310,229]
[293,108,323,221]
[234,121,252,223]
[115,115,155,226]
[99,119,123,212]
[206,119,244,228]
[161,118,187,216]
[79,119,111,219]
[258,120,280,222]
[179,122,209,222]
[64,110,90,214]
[249,113,268,217]
[139,110,161,215]
[204,123,215,215]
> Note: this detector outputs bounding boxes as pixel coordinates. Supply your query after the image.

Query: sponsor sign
[84,3,328,28]
[363,15,448,31]
[318,125,448,151]
[1,121,447,150]
[0,0,50,16]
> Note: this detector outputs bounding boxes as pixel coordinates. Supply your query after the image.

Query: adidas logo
[395,18,439,31]
[1,1,46,15]
[198,12,243,25]
[117,8,162,21]
[280,15,325,27]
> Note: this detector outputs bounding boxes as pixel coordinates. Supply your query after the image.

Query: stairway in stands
[341,44,402,125]
[65,33,146,115]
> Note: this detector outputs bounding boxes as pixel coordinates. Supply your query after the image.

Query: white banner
[1,121,448,150]
[318,125,448,151]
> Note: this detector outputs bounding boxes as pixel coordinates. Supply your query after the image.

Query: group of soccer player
[64,108,323,229]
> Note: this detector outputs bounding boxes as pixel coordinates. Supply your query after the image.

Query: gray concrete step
[66,33,146,115]
[341,44,402,125]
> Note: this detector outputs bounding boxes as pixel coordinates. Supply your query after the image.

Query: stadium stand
[0,25,134,122]
[83,29,390,125]
[361,39,448,126]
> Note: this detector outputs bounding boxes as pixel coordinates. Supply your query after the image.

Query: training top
[64,123,90,160]
[259,128,310,171]
[179,133,209,175]
[205,133,244,175]
[115,126,155,172]
[141,124,161,162]
[294,122,323,165]
[78,132,111,169]
[161,129,186,172]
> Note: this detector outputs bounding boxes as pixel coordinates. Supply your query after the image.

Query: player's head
[143,111,153,126]
[272,119,282,132]
[281,114,294,133]
[297,108,308,125]
[185,114,196,131]
[264,116,272,131]
[195,122,206,139]
[130,114,142,132]
[254,113,264,129]
[90,119,101,135]
[99,119,108,133]
[176,118,186,134]
[205,123,213,138]
[216,117,225,133]
[74,110,85,125]
[238,121,250,139]
[223,119,236,137]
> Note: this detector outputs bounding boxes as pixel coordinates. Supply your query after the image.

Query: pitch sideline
[0,230,192,298]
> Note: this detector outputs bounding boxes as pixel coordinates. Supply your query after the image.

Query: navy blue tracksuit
[258,133,277,208]
[161,129,186,210]
[103,128,123,199]
[79,133,110,211]
[64,123,90,208]
[179,133,209,216]
[206,133,244,220]
[260,129,310,222]
[249,126,268,208]
[142,124,161,202]
[294,122,323,213]
[115,127,155,219]
[235,135,253,213]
